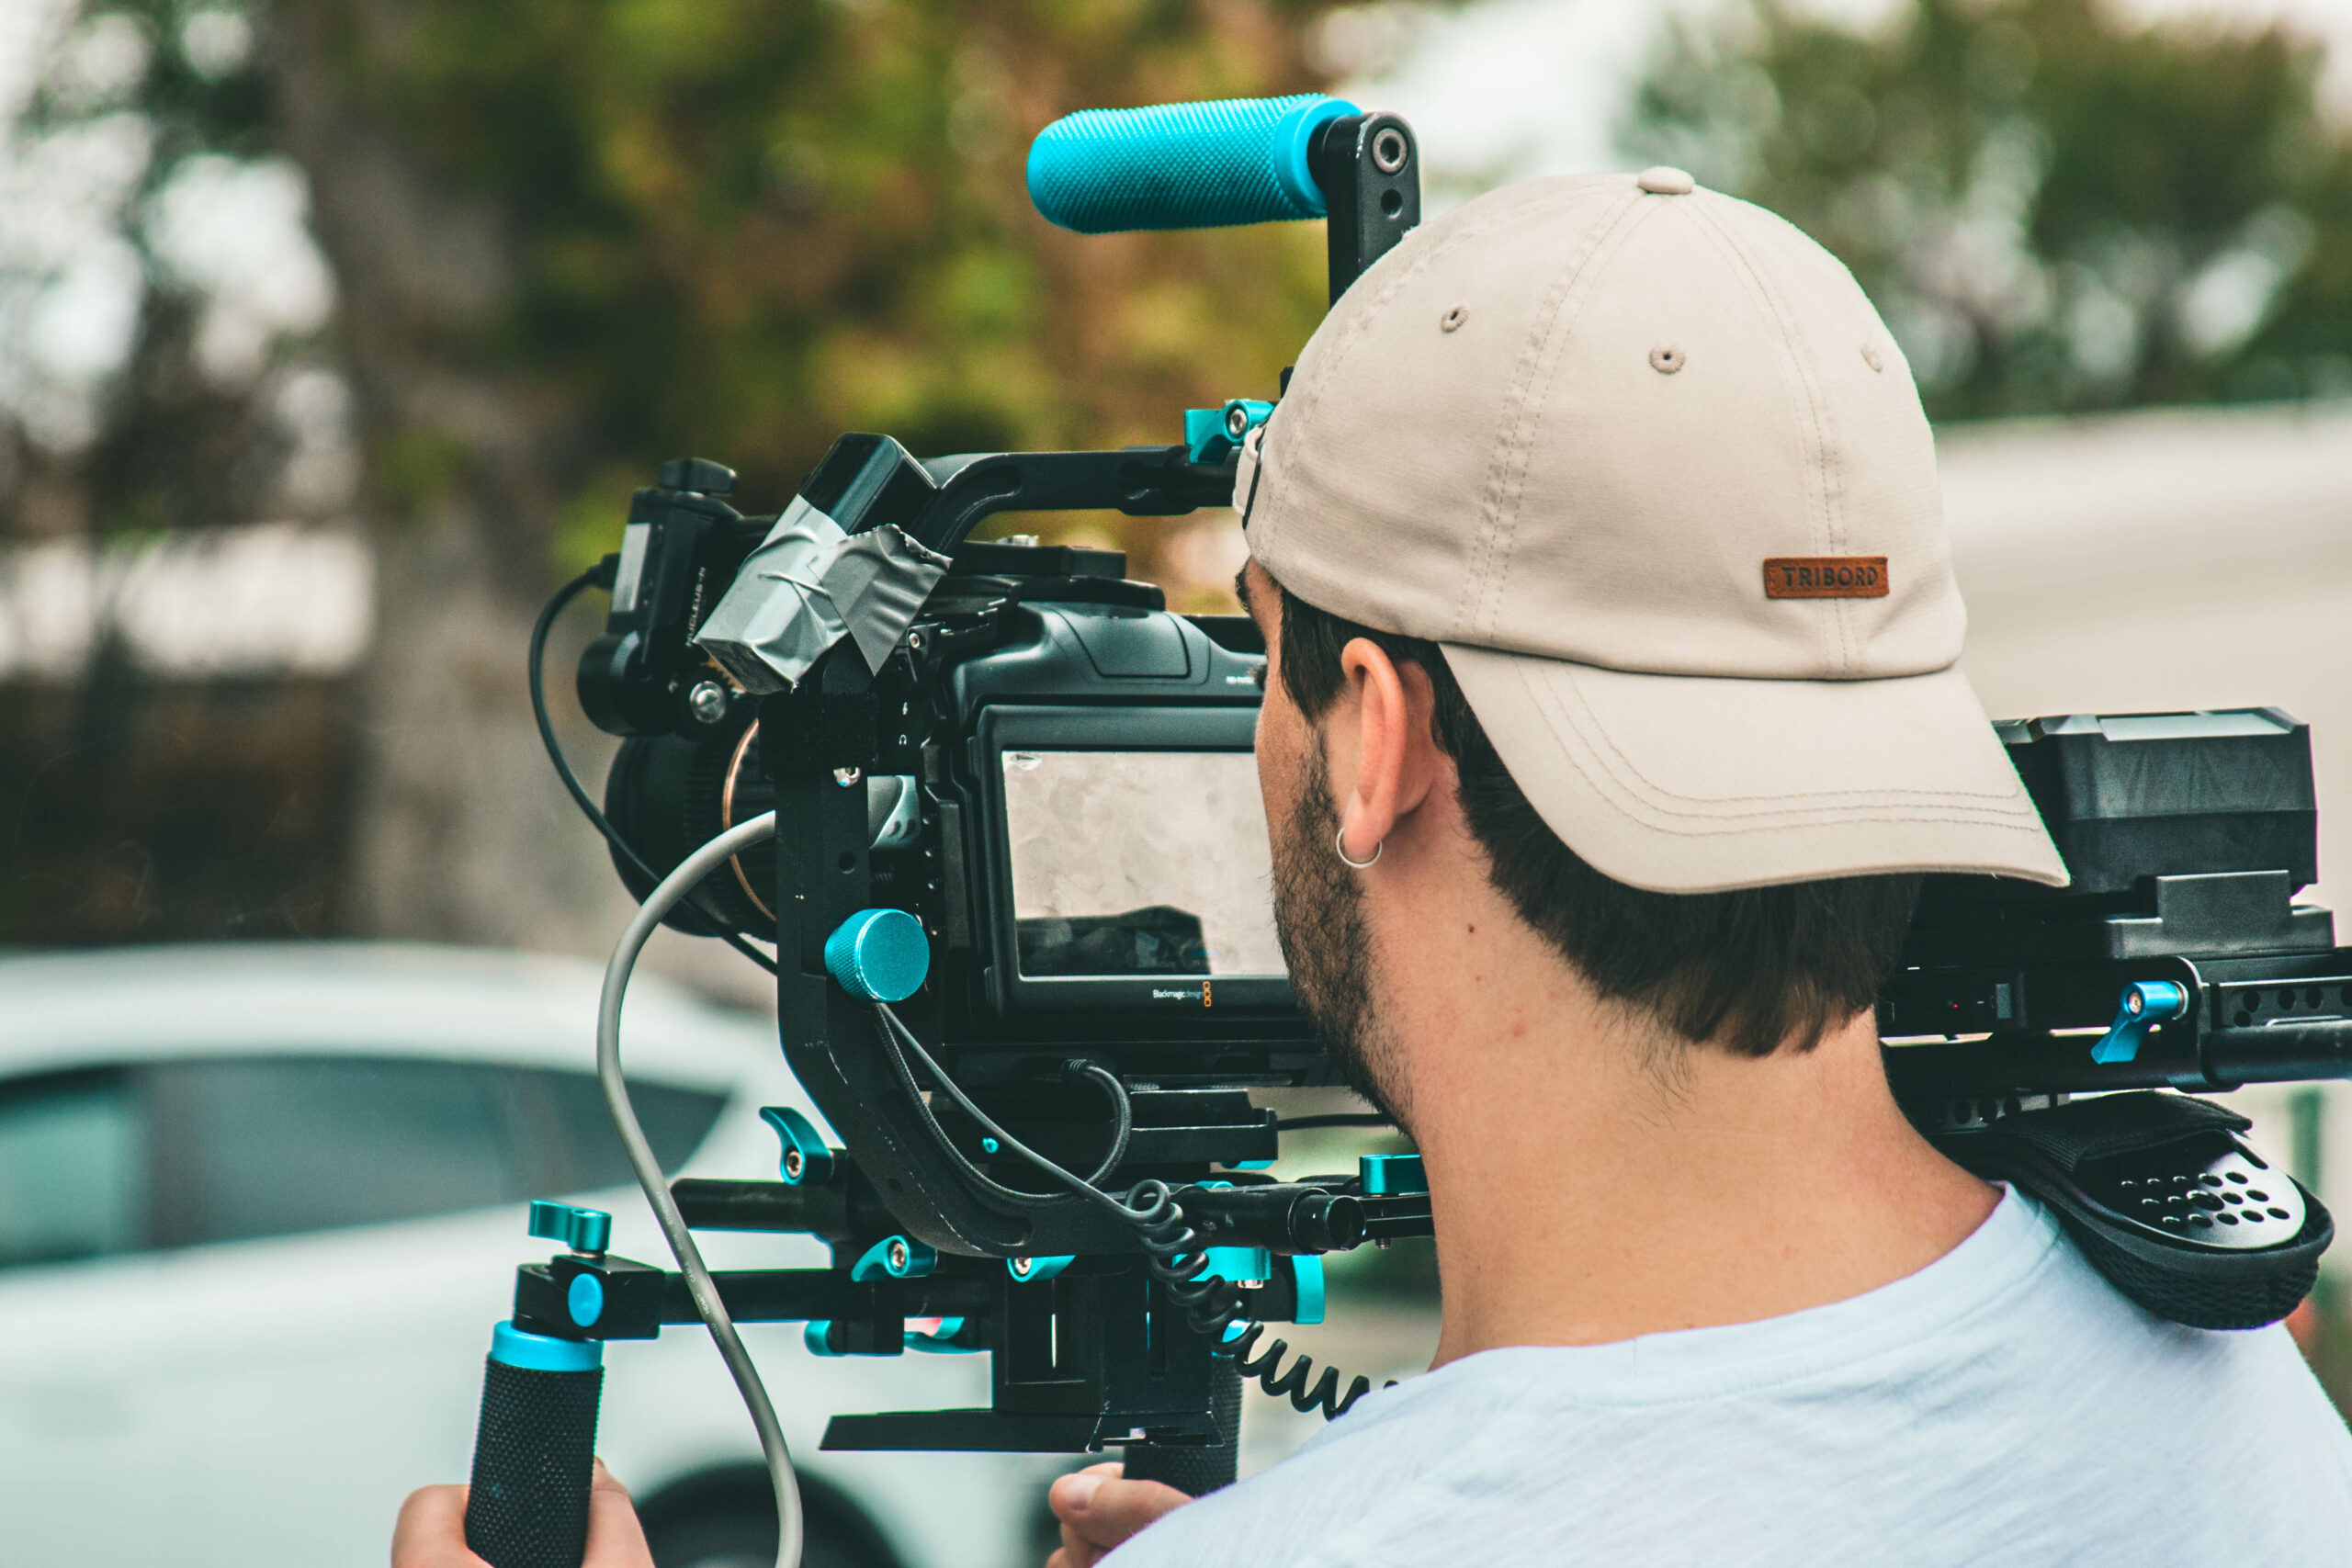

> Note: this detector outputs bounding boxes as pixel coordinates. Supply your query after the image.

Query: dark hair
[1273,582,1921,1057]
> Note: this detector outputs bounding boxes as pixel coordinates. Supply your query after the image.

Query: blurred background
[0,0,2347,1561]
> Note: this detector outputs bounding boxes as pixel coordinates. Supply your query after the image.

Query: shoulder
[1106,1369,1536,1568]
[1113,1196,2352,1567]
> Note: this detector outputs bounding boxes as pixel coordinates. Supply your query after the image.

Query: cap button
[1636,166,1695,196]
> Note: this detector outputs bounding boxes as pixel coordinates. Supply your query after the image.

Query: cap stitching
[1278,185,1603,459]
[1685,199,1852,675]
[1453,660,2068,888]
[1485,650,2038,817]
[1534,716,2050,832]
[1500,668,2064,859]
[1684,197,1855,677]
[1465,185,1655,644]
[1260,180,1621,635]
[1536,660,2038,813]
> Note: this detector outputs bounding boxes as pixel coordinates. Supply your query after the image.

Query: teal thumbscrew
[825,908,930,1002]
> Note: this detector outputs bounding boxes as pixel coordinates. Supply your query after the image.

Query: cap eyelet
[1441,305,1469,333]
[1860,344,1884,372]
[1649,345,1685,374]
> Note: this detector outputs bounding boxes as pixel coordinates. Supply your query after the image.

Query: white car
[0,943,1064,1568]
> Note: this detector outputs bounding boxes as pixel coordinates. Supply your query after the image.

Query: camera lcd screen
[1001,750,1286,980]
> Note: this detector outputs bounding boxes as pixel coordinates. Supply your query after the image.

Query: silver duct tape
[693,496,951,694]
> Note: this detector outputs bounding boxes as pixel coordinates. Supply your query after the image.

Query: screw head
[1010,1256,1033,1278]
[887,1238,910,1273]
[1225,404,1251,438]
[833,766,864,787]
[782,1148,804,1180]
[1371,126,1409,174]
[687,681,729,724]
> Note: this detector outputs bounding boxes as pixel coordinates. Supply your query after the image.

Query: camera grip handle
[1120,1359,1243,1496]
[1027,96,1358,234]
[463,1325,606,1568]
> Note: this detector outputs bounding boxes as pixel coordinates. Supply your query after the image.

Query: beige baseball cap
[1238,169,2068,894]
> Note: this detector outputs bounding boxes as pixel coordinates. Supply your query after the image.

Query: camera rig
[458,95,2352,1568]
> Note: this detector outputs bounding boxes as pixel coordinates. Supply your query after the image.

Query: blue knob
[1183,398,1276,463]
[905,1316,978,1354]
[825,908,930,1002]
[759,1105,836,1187]
[1359,1153,1427,1196]
[528,1201,612,1256]
[566,1272,605,1328]
[852,1235,938,1281]
[1288,1256,1327,1325]
[2091,980,2191,1065]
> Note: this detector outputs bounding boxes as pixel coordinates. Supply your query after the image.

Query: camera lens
[602,712,775,938]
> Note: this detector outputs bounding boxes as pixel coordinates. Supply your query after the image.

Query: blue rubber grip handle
[1028,95,1359,234]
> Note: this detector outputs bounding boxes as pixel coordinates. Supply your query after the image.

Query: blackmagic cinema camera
[458,95,2352,1568]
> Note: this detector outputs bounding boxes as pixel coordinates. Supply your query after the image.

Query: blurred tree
[0,2,359,944]
[1623,0,2352,419]
[12,0,1342,951]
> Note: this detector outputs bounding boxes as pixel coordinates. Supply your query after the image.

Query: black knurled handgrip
[464,1357,605,1568]
[1121,1361,1242,1496]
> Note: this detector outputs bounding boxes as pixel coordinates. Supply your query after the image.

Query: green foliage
[301,0,1338,573]
[1623,0,2352,418]
[28,0,277,185]
[373,423,470,525]
[15,1,293,541]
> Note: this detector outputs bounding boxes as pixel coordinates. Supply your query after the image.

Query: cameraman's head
[1231,169,2065,1134]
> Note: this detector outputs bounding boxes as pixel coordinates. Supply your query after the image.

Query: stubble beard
[1270,747,1411,1130]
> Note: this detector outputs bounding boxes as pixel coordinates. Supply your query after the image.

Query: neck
[1382,914,1996,1366]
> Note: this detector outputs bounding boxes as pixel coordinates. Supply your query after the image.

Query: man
[400,172,2352,1568]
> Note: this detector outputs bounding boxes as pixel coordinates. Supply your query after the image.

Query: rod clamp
[2092,980,2191,1065]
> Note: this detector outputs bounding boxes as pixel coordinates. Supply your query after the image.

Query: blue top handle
[1027,95,1360,233]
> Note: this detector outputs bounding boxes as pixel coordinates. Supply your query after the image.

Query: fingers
[1047,1461,1192,1563]
[1048,1464,1126,1568]
[585,1460,657,1568]
[391,1462,651,1568]
[391,1483,483,1568]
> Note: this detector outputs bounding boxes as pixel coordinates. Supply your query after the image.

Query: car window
[147,1055,728,1247]
[502,1068,730,1196]
[0,1068,149,1268]
[152,1056,514,1245]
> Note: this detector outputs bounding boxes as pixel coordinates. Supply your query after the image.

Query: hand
[393,1460,655,1568]
[1045,1461,1192,1568]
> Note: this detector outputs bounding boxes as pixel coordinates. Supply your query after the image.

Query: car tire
[640,1467,901,1568]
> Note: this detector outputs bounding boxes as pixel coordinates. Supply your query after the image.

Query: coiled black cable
[1124,1179,1235,1336]
[1124,1179,1380,1418]
[1226,1324,1377,1418]
[872,1003,1389,1423]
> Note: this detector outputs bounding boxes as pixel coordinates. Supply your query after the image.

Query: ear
[1332,639,1442,863]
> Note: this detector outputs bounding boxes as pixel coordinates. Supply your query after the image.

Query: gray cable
[872,1004,1135,1213]
[597,810,801,1568]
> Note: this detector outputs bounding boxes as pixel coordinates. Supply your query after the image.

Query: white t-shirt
[1109,1190,2352,1567]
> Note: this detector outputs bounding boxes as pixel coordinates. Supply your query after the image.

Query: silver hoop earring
[1335,825,1382,869]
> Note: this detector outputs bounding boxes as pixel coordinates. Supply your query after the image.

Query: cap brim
[1441,648,2069,894]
